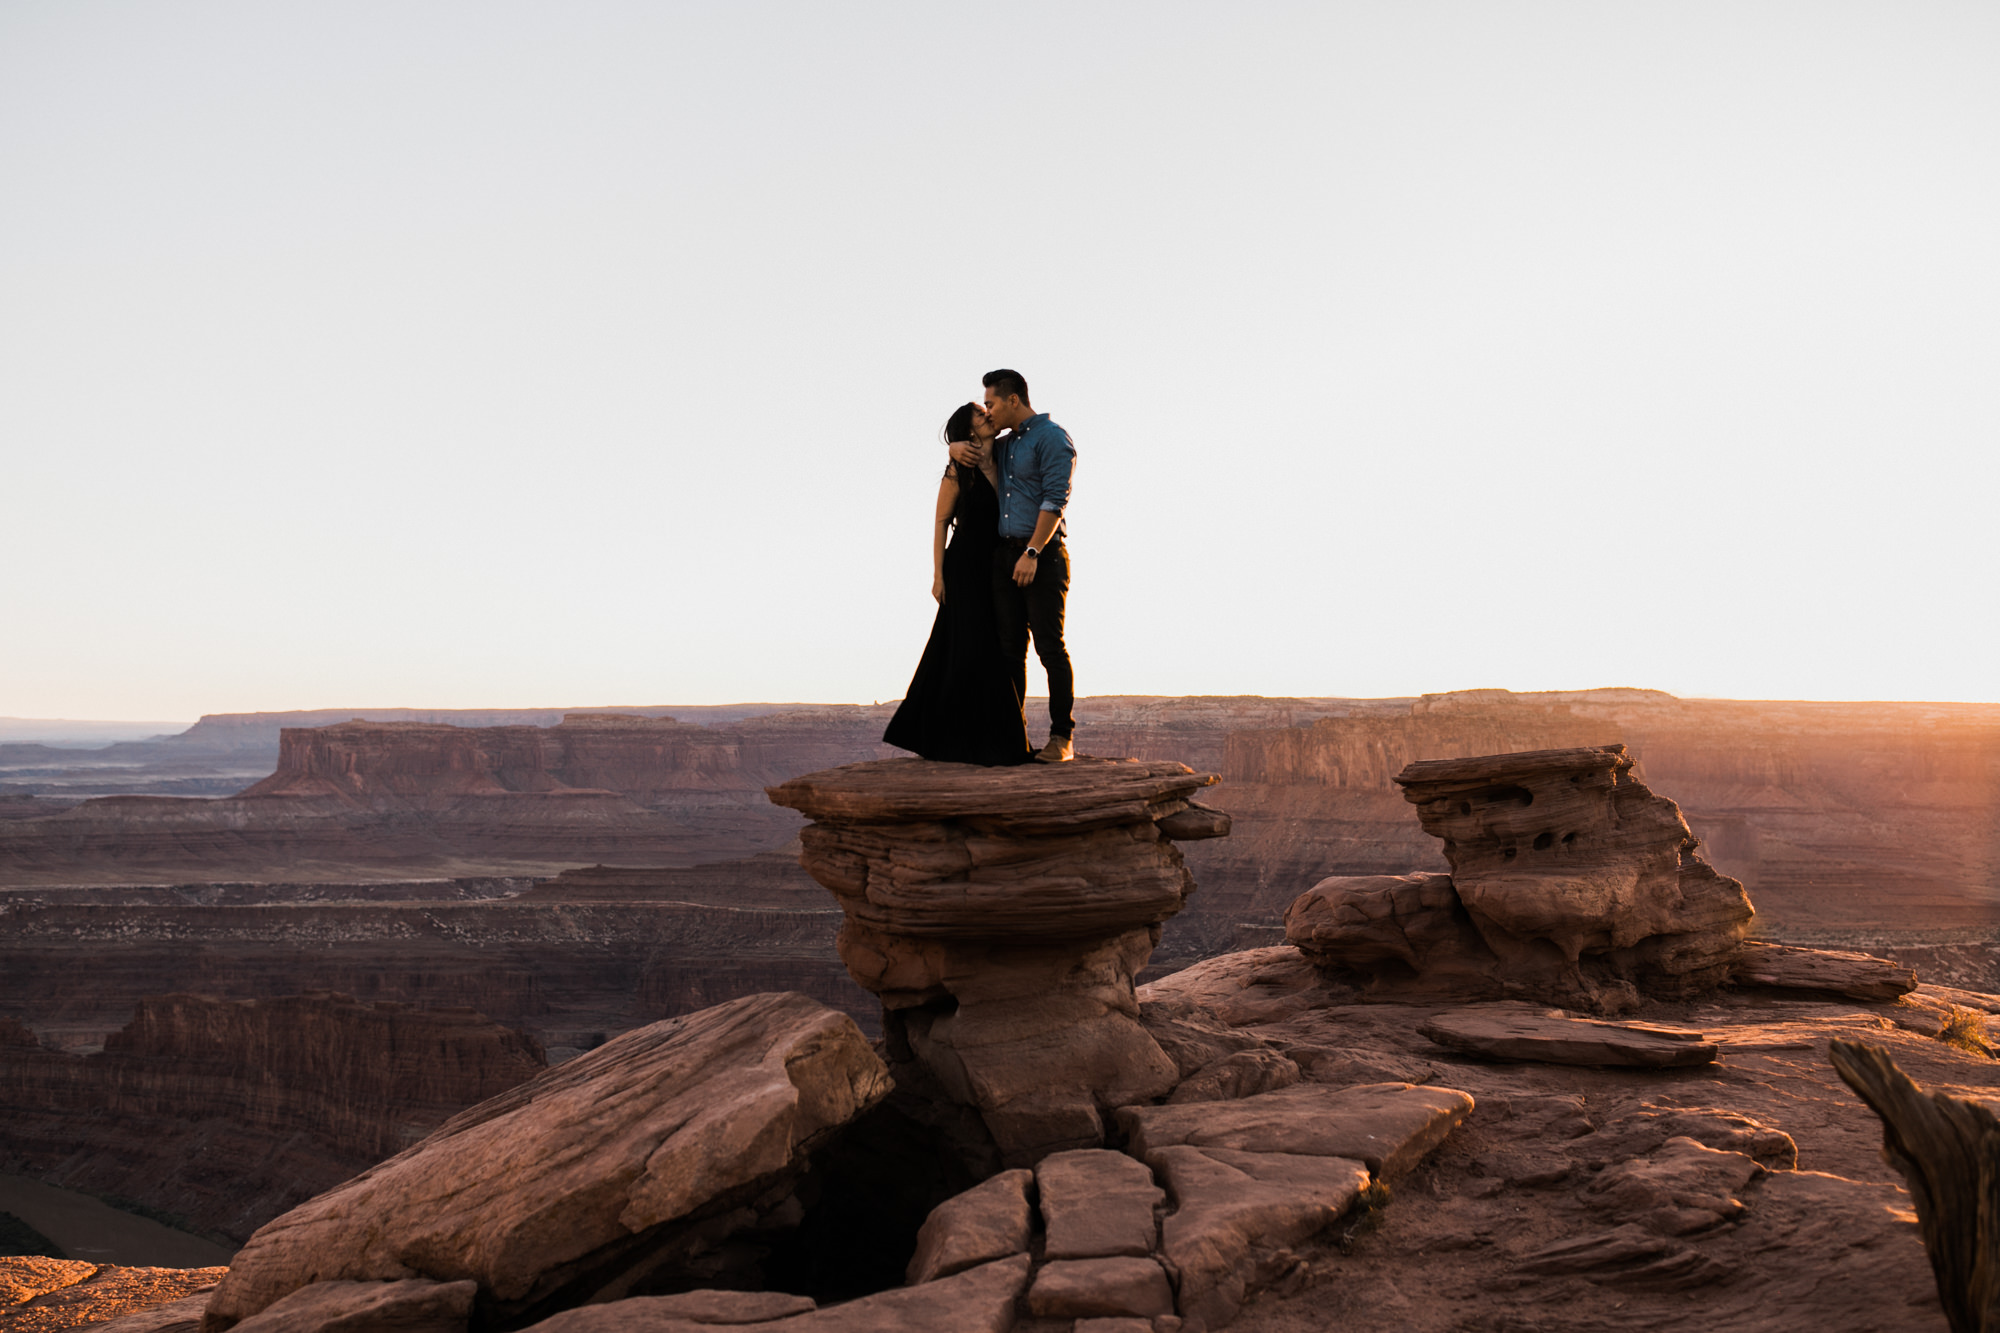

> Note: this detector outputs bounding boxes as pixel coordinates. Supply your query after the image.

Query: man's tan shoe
[1034,734,1075,763]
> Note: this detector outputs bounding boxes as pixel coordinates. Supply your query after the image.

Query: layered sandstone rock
[1125,942,2000,1332]
[1289,745,1756,1009]
[891,1090,1469,1332]
[202,992,887,1330]
[523,1255,1031,1333]
[1730,940,1919,1001]
[767,757,1228,1164]
[1418,1004,1719,1068]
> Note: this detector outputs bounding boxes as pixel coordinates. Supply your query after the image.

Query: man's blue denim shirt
[996,413,1076,540]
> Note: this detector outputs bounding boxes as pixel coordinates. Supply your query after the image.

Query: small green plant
[1935,1006,1992,1057]
[1335,1179,1393,1253]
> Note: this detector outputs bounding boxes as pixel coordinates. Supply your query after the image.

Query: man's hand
[1012,552,1038,587]
[931,573,946,604]
[947,440,986,469]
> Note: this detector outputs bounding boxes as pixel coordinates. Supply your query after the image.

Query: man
[950,368,1077,763]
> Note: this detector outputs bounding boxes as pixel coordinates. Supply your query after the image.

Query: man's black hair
[982,368,1031,408]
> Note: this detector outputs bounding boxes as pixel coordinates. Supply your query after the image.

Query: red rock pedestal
[1287,744,1754,1010]
[767,757,1230,1165]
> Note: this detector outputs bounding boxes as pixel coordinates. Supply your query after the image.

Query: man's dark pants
[993,538,1074,739]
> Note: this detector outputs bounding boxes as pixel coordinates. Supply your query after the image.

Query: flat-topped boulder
[1289,745,1755,1009]
[768,757,1229,1165]
[766,756,1220,835]
[1418,1003,1720,1068]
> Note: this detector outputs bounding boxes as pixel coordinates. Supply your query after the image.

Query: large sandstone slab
[93,1293,216,1333]
[1117,1082,1473,1180]
[1418,1004,1718,1068]
[1730,941,1918,1001]
[905,1169,1033,1283]
[522,1254,1030,1333]
[227,1279,476,1333]
[518,1290,814,1330]
[1038,1149,1164,1259]
[203,992,890,1330]
[1581,1137,1764,1235]
[767,757,1213,836]
[1150,1146,1370,1331]
[1025,1257,1174,1320]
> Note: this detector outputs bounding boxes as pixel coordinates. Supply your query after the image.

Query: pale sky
[5,1,1996,720]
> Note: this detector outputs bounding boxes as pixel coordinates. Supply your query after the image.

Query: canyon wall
[0,993,545,1242]
[2,689,1995,978]
[2,688,1995,1030]
[0,689,1994,1248]
[0,885,862,1056]
[1167,691,2000,947]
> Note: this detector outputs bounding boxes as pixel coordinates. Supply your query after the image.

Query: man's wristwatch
[1024,547,1040,560]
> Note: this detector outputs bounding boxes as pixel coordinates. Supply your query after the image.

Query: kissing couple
[884,368,1077,767]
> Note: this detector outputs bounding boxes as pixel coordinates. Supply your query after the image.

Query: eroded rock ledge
[766,757,1231,1165]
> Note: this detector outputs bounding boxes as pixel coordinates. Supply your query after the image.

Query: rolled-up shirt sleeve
[1037,433,1076,513]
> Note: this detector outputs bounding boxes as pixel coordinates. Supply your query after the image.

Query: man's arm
[1037,429,1076,516]
[1011,509,1062,587]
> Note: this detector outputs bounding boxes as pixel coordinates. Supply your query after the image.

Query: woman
[882,403,1034,765]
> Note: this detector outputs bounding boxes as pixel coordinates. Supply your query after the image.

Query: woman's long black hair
[941,402,979,444]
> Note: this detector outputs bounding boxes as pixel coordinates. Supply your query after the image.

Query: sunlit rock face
[767,757,1231,1166]
[1288,745,1754,1010]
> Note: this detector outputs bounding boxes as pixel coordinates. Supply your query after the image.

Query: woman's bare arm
[931,470,959,603]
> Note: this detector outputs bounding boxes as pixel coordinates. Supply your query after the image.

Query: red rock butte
[767,757,1232,1163]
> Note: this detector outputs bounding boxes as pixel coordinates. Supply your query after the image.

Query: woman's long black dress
[883,462,1033,765]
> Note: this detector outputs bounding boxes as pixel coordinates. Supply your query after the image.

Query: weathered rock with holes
[768,757,1227,1164]
[904,1169,1033,1284]
[1731,941,1918,1001]
[1289,746,1755,1010]
[1418,1003,1718,1068]
[201,992,890,1331]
